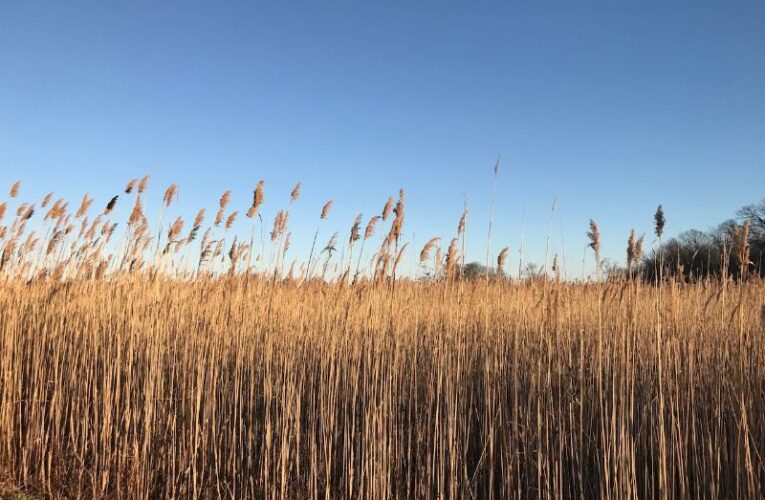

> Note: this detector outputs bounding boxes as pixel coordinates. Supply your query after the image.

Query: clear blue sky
[1,1,763,277]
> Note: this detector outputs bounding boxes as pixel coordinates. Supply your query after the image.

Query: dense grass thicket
[1,178,764,498]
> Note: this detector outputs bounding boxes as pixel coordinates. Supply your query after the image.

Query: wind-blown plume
[76,194,93,218]
[125,178,138,194]
[419,237,440,264]
[627,229,636,272]
[446,238,458,281]
[364,216,380,239]
[497,247,510,275]
[225,211,239,230]
[163,184,179,207]
[219,190,231,210]
[321,200,333,220]
[129,197,144,226]
[381,196,394,221]
[654,205,665,239]
[587,219,601,279]
[290,182,301,202]
[323,232,338,255]
[104,196,118,215]
[248,181,265,218]
[138,175,150,194]
[350,214,362,244]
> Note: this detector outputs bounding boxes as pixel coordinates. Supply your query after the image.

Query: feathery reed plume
[46,200,67,222]
[419,237,440,265]
[47,229,64,256]
[225,211,239,230]
[0,202,6,222]
[587,219,601,281]
[16,203,27,218]
[497,246,509,276]
[634,234,645,262]
[654,205,665,239]
[129,197,145,226]
[323,231,338,255]
[42,193,53,208]
[271,211,286,242]
[214,209,224,227]
[654,204,666,284]
[104,196,118,215]
[75,194,93,218]
[245,181,265,273]
[9,180,20,198]
[219,190,231,210]
[228,236,239,262]
[627,229,636,278]
[387,189,405,246]
[321,200,333,220]
[446,237,458,281]
[364,216,380,240]
[349,213,362,245]
[552,253,559,279]
[163,183,179,207]
[458,211,467,236]
[381,196,394,221]
[193,209,205,229]
[168,217,184,240]
[352,214,377,283]
[138,175,150,194]
[457,201,468,282]
[246,187,264,218]
[254,180,265,211]
[290,182,301,202]
[322,231,339,279]
[22,205,34,221]
[164,217,184,254]
[125,178,138,194]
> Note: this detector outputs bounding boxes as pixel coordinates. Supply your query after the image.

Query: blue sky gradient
[1,1,763,277]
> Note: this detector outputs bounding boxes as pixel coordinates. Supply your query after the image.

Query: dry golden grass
[0,179,764,498]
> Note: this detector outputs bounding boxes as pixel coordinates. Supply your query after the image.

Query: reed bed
[0,179,764,499]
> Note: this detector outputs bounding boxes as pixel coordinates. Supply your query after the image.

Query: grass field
[1,180,764,498]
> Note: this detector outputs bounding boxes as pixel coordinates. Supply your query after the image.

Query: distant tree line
[637,199,764,282]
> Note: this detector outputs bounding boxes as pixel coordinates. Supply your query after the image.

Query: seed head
[381,196,394,221]
[125,178,138,194]
[419,237,440,264]
[654,205,665,239]
[587,219,600,254]
[349,213,362,244]
[364,215,380,239]
[290,182,301,202]
[497,246,510,275]
[225,211,239,230]
[321,200,333,220]
[163,183,179,207]
[219,190,231,210]
[138,175,150,194]
[104,196,118,215]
